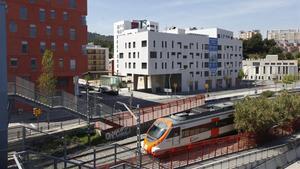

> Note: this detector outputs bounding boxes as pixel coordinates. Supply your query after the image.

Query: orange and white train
[142,102,235,156]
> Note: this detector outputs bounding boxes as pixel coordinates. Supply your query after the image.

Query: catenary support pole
[0,1,8,168]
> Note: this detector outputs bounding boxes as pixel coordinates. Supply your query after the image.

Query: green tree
[234,96,277,134]
[237,69,245,80]
[38,50,57,102]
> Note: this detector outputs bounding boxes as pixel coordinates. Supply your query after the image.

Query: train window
[148,122,168,139]
[167,127,180,138]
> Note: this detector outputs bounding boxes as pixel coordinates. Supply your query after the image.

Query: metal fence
[7,77,103,118]
[193,135,300,169]
[8,120,87,143]
[98,95,205,130]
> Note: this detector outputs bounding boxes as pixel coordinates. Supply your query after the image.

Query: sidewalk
[119,82,300,103]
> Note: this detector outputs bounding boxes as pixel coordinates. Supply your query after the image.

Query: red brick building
[6,0,87,93]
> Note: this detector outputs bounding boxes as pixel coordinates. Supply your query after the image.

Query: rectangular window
[39,9,46,22]
[31,58,37,70]
[128,42,131,48]
[59,58,64,68]
[155,62,157,69]
[204,62,209,68]
[133,52,136,58]
[204,53,209,59]
[69,28,76,40]
[20,6,28,20]
[133,62,136,69]
[119,53,124,59]
[70,59,76,70]
[9,21,17,32]
[204,71,209,77]
[21,41,28,53]
[64,43,69,52]
[81,16,86,25]
[63,12,69,21]
[10,58,18,67]
[29,25,37,38]
[50,10,56,19]
[51,42,56,51]
[153,40,156,48]
[150,51,157,58]
[255,67,259,74]
[46,26,51,36]
[133,42,136,48]
[142,62,147,69]
[40,42,46,54]
[141,40,147,47]
[69,0,77,8]
[128,52,131,58]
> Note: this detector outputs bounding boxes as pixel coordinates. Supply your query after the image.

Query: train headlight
[151,146,160,153]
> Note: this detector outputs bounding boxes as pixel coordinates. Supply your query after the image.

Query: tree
[38,50,56,102]
[234,96,277,134]
[237,69,245,80]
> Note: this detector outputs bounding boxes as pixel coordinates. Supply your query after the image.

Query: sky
[87,0,300,37]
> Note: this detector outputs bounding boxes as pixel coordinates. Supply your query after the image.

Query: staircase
[7,77,120,128]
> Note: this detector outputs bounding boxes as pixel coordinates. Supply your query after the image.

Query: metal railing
[194,136,300,169]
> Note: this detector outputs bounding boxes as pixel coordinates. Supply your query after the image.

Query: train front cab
[143,118,173,156]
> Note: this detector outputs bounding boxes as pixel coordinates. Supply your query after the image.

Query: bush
[261,90,275,98]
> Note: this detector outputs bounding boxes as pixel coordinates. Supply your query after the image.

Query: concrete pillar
[144,75,148,89]
[0,2,8,168]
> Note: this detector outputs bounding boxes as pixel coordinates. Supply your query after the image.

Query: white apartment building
[114,20,243,93]
[267,29,300,43]
[239,30,260,40]
[243,55,298,81]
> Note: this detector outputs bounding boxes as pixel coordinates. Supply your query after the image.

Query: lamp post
[114,101,142,168]
[0,1,8,168]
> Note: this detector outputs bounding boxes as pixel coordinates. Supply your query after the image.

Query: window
[70,59,76,70]
[141,40,147,47]
[81,16,86,25]
[133,62,136,69]
[153,41,156,48]
[39,9,46,22]
[58,27,63,36]
[21,41,28,53]
[64,43,69,52]
[40,42,46,53]
[20,6,28,20]
[9,21,17,32]
[31,58,37,70]
[204,62,209,68]
[255,67,259,74]
[128,52,131,58]
[51,42,56,51]
[50,10,56,19]
[133,52,136,58]
[63,12,69,21]
[204,71,209,77]
[142,62,148,69]
[69,28,76,40]
[69,0,77,8]
[119,53,124,59]
[10,58,18,67]
[133,42,136,48]
[29,25,37,38]
[155,62,157,69]
[46,26,51,36]
[150,51,157,58]
[204,53,209,59]
[128,63,131,69]
[59,58,64,68]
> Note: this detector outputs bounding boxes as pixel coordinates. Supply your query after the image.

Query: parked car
[98,86,119,96]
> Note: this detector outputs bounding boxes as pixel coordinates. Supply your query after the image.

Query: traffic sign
[33,108,42,117]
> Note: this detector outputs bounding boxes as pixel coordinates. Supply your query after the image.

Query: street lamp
[114,101,142,168]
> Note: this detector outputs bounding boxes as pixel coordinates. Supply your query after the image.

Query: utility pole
[86,81,91,146]
[136,104,142,169]
[0,1,8,168]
